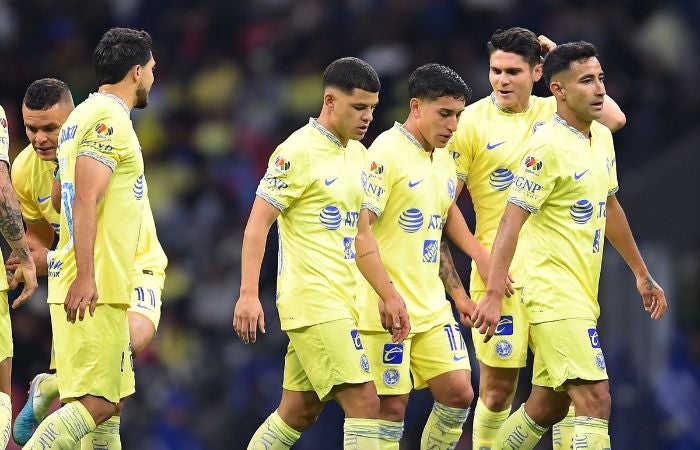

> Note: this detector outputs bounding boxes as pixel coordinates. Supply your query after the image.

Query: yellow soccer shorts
[530,318,608,391]
[0,291,11,361]
[362,322,471,396]
[283,318,374,402]
[471,288,528,368]
[127,271,164,330]
[50,303,135,404]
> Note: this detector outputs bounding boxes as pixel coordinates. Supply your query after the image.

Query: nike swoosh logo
[453,355,468,361]
[486,141,507,150]
[37,195,51,203]
[574,169,590,180]
[408,179,423,188]
[324,177,338,185]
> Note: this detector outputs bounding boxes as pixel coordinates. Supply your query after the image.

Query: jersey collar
[309,118,344,148]
[91,92,131,115]
[394,122,424,151]
[553,114,588,140]
[490,92,532,114]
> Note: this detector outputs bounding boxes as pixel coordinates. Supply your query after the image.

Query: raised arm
[233,197,280,344]
[605,194,666,319]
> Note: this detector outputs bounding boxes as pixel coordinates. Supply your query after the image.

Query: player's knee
[577,389,611,419]
[379,395,409,422]
[128,314,156,356]
[479,385,512,411]
[437,383,473,409]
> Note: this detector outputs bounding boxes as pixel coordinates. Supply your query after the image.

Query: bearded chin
[134,86,149,109]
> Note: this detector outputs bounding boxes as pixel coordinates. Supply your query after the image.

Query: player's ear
[131,64,142,82]
[409,98,421,117]
[533,63,543,82]
[550,80,565,100]
[323,90,335,111]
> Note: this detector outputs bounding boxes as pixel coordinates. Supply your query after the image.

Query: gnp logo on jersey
[495,316,514,336]
[398,208,423,233]
[133,175,144,200]
[570,200,593,224]
[495,340,513,359]
[369,161,384,175]
[319,206,342,230]
[383,368,400,386]
[274,156,291,172]
[350,330,363,350]
[94,123,114,138]
[382,344,404,365]
[524,156,543,174]
[423,240,438,263]
[588,328,601,348]
[489,168,514,191]
[343,237,355,260]
[447,179,456,200]
[532,121,545,134]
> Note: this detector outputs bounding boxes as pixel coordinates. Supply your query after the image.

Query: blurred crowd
[0,0,699,448]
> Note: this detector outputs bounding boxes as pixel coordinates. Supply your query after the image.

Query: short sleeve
[0,106,9,166]
[507,142,559,214]
[606,140,619,197]
[77,116,128,171]
[255,144,310,212]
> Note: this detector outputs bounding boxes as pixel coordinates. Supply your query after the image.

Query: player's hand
[64,274,98,323]
[233,294,265,344]
[453,293,476,328]
[474,250,515,297]
[470,292,502,342]
[538,35,557,54]
[637,274,667,320]
[379,296,410,343]
[9,251,38,309]
[6,245,49,277]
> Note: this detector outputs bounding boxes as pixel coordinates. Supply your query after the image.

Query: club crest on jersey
[398,208,423,233]
[489,168,514,191]
[343,237,355,260]
[133,175,144,200]
[274,156,291,172]
[319,206,342,230]
[383,368,400,386]
[595,352,606,371]
[382,344,404,365]
[495,340,513,358]
[570,200,593,224]
[423,240,438,263]
[532,121,545,134]
[94,123,114,138]
[361,171,368,189]
[524,156,543,174]
[360,354,370,373]
[447,179,456,200]
[494,316,514,336]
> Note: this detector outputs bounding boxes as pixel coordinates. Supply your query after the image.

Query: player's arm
[355,209,410,343]
[472,203,530,342]
[65,155,111,323]
[538,34,626,132]
[0,162,37,308]
[233,197,280,344]
[605,194,666,319]
[438,240,474,327]
[6,221,55,277]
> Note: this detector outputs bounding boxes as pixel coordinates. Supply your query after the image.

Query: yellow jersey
[256,119,366,331]
[356,123,457,332]
[507,115,618,323]
[448,94,556,291]
[0,105,10,291]
[48,93,145,305]
[12,144,60,231]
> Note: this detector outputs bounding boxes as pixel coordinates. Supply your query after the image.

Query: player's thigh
[471,289,528,368]
[360,331,413,396]
[410,323,470,391]
[127,272,164,331]
[50,303,134,404]
[286,319,373,402]
[530,318,608,391]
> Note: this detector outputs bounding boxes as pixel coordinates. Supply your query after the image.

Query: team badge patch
[94,123,114,138]
[382,344,404,365]
[588,328,601,348]
[495,340,513,359]
[383,368,400,386]
[595,352,606,371]
[274,156,291,171]
[343,237,355,260]
[447,179,456,200]
[494,316,514,336]
[360,354,370,373]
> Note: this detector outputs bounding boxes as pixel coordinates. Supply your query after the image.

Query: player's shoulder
[367,125,404,162]
[12,144,36,171]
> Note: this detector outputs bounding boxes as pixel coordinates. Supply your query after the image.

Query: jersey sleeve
[255,143,310,212]
[448,111,478,182]
[0,106,9,166]
[11,158,44,223]
[77,114,130,171]
[361,142,395,217]
[606,135,619,197]
[507,141,559,214]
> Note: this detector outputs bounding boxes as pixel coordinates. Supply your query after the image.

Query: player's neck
[556,108,591,137]
[315,113,348,147]
[97,85,134,110]
[402,119,434,155]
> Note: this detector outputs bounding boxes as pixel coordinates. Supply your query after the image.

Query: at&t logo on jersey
[343,237,355,260]
[319,206,342,230]
[382,344,404,364]
[274,156,291,172]
[398,208,423,233]
[423,240,438,263]
[495,316,514,335]
[383,368,400,386]
[495,340,513,358]
[570,200,593,224]
[489,168,514,191]
[447,179,456,200]
[350,330,363,350]
[133,175,144,200]
[588,328,601,348]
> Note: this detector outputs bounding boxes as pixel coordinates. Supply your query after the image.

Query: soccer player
[0,106,38,449]
[233,57,409,450]
[21,27,158,449]
[9,77,167,447]
[354,63,479,450]
[443,27,627,450]
[471,41,667,449]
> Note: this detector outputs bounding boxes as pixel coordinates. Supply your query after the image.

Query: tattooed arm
[605,194,666,319]
[0,162,37,307]
[439,238,476,327]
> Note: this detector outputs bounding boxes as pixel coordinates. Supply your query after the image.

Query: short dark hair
[23,78,73,111]
[487,27,542,67]
[322,57,380,94]
[543,41,598,85]
[408,63,471,102]
[93,27,153,86]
